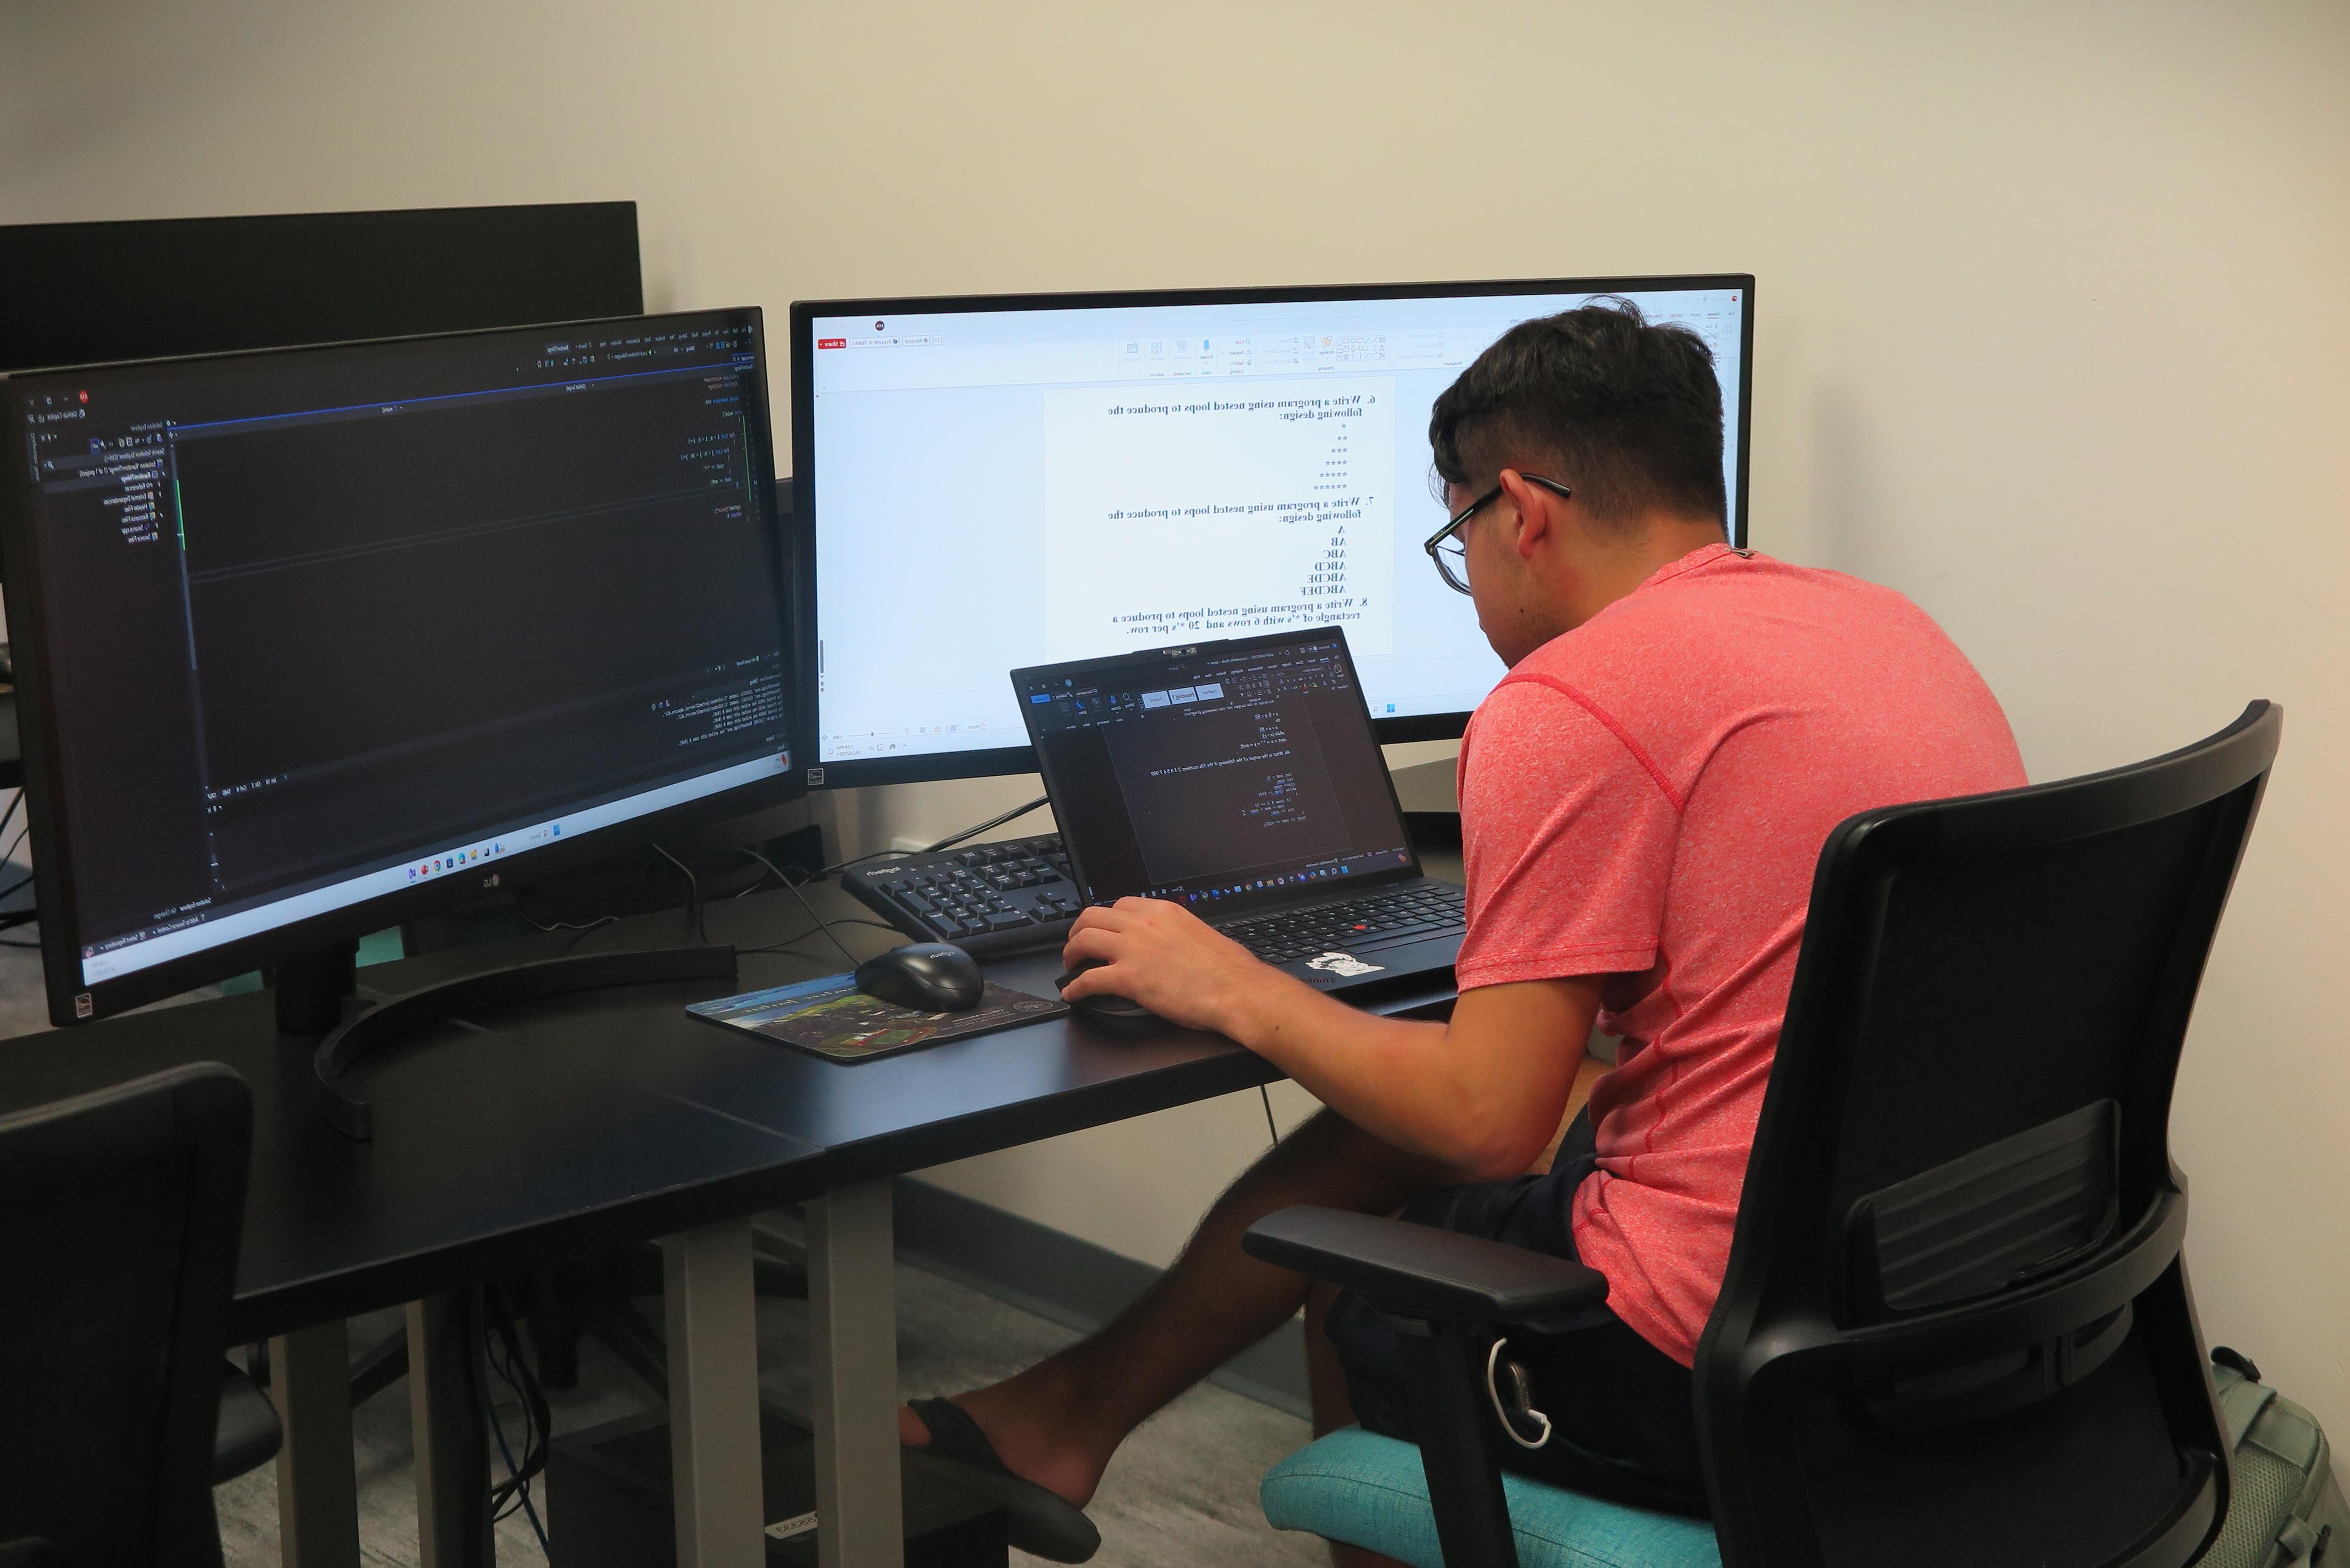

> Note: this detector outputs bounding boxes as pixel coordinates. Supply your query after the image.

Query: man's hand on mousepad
[687,974,1067,1062]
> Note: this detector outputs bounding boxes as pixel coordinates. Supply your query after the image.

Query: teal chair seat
[1262,1427,1720,1568]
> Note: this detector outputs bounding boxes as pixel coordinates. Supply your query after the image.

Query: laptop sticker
[1307,951,1385,978]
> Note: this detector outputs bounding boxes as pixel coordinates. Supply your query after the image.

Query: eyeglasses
[1422,474,1572,595]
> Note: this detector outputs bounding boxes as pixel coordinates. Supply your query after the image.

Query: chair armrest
[1243,1205,1608,1323]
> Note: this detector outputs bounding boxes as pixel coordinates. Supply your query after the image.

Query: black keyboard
[841,833,1081,956]
[1213,881,1466,967]
[843,835,1466,967]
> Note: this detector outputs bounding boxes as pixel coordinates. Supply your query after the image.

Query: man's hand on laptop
[1064,899,1603,1178]
[1061,898,1290,1034]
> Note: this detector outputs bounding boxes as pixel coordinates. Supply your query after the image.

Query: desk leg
[663,1218,765,1568]
[408,1291,494,1567]
[807,1180,903,1568]
[269,1321,360,1568]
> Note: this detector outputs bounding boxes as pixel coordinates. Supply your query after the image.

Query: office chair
[1247,700,2281,1568]
[0,1062,257,1567]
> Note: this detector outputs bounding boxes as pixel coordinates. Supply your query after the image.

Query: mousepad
[686,973,1068,1063]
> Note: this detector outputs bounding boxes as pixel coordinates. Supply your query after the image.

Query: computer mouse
[1056,957,1153,1020]
[855,942,984,1013]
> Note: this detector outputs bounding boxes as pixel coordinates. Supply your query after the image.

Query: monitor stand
[273,940,361,1035]
[308,943,739,1140]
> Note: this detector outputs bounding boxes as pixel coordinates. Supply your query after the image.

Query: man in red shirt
[901,302,2024,1543]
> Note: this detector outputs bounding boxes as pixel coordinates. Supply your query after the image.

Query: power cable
[808,792,1051,880]
[517,909,620,936]
[482,1285,552,1558]
[650,843,707,943]
[740,847,860,965]
[918,793,1050,855]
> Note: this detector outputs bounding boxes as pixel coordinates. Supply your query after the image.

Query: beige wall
[6,0,2346,1434]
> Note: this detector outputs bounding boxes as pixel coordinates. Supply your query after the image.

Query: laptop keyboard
[1214,882,1467,967]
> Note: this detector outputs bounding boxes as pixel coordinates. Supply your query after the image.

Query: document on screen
[1041,377,1397,661]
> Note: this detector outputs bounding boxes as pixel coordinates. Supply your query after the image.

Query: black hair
[1428,298,1726,530]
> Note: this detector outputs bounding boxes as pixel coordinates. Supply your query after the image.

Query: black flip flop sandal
[903,1396,1102,1563]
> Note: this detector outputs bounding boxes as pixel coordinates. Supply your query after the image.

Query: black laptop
[1011,626,1465,996]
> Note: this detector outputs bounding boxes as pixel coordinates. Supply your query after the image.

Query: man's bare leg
[900,1107,1451,1507]
[1304,1281,1355,1438]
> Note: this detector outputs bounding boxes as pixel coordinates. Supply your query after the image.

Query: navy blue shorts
[1322,1110,1710,1517]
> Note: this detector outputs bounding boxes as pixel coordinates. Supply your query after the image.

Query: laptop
[1011,626,1466,996]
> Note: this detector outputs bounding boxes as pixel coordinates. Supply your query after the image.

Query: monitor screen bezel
[790,272,1755,790]
[0,307,802,1024]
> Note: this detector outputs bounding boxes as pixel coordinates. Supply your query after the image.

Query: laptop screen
[1013,628,1416,913]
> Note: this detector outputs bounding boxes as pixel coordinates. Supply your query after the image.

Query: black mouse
[855,942,984,1012]
[1056,957,1152,1020]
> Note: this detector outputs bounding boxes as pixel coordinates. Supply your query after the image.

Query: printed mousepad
[686,974,1067,1063]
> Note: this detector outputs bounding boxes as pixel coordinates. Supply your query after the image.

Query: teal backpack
[2207,1348,2350,1567]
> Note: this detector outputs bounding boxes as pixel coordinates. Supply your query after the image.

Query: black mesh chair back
[1695,701,2280,1568]
[0,1064,254,1568]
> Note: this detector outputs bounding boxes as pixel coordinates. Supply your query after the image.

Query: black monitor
[0,202,643,373]
[791,274,1753,789]
[0,308,795,1024]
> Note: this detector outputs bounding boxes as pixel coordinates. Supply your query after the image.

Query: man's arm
[1061,898,1601,1181]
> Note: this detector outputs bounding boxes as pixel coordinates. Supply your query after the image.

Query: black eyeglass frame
[1422,473,1574,594]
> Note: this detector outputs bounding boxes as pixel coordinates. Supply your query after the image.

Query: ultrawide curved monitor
[791,274,1752,789]
[1,308,795,1022]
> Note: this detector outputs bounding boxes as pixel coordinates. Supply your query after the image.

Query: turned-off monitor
[0,201,644,373]
[793,275,1752,788]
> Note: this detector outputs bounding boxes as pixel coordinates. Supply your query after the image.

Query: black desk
[378,880,1453,1568]
[0,985,818,1342]
[0,965,823,1568]
[0,849,1462,1568]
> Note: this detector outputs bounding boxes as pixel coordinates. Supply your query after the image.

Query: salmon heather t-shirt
[1453,543,2025,1366]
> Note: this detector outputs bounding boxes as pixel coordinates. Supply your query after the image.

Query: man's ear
[1496,468,1559,560]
